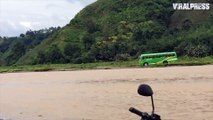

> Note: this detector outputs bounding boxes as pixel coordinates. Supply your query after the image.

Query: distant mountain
[1,0,212,66]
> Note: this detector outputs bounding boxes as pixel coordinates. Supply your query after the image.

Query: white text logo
[173,3,210,10]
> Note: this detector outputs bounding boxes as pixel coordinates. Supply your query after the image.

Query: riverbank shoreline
[0,64,212,75]
[1,56,213,74]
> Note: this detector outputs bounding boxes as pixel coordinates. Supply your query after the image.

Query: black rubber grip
[129,107,143,117]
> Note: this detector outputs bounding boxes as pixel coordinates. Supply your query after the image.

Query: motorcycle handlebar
[129,107,143,117]
[129,107,161,120]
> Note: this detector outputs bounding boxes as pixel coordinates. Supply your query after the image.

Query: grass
[171,56,213,66]
[0,56,212,73]
[0,61,139,73]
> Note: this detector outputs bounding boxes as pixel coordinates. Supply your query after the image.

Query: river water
[0,65,213,120]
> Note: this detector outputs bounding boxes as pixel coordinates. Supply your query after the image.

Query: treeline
[0,27,60,66]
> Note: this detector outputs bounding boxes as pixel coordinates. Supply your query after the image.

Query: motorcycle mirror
[137,84,153,97]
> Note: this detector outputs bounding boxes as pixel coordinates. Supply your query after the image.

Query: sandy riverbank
[0,65,213,120]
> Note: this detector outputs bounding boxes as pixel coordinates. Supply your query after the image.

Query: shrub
[114,53,130,61]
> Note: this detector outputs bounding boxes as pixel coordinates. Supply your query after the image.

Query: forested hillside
[0,0,212,66]
[0,27,60,65]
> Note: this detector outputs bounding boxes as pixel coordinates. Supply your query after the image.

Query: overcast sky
[0,0,96,37]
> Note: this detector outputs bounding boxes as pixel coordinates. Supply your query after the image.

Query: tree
[36,51,47,64]
[86,19,100,33]
[46,45,64,63]
[64,43,81,62]
[0,52,4,66]
[6,42,26,65]
[20,34,25,38]
[182,19,192,30]
[82,34,95,50]
[186,44,210,57]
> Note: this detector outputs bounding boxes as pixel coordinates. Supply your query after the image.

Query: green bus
[139,52,177,66]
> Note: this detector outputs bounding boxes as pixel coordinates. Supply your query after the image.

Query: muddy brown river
[0,65,213,120]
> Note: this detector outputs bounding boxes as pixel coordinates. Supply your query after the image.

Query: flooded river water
[0,65,213,120]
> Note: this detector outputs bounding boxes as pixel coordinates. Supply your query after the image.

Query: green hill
[1,0,213,66]
[0,27,60,65]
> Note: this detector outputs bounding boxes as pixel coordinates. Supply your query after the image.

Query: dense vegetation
[0,27,61,65]
[0,0,212,66]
